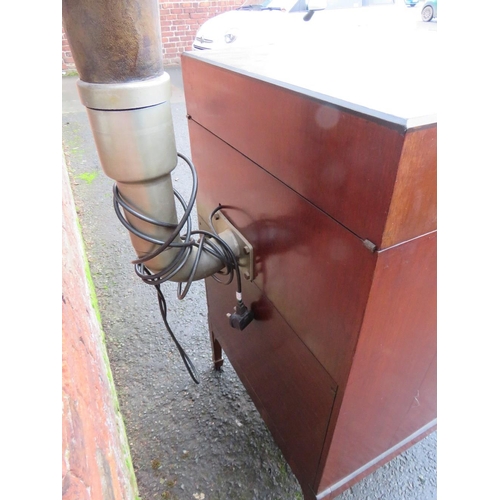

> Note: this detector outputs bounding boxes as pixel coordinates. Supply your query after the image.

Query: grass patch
[76,171,98,184]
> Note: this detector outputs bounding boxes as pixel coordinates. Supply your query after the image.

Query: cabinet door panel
[190,121,376,387]
[204,269,336,491]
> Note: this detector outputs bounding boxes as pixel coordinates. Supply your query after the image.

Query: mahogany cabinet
[181,43,436,499]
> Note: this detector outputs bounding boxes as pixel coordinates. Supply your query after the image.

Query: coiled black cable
[112,152,244,383]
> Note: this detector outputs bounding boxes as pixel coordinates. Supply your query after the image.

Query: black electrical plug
[228,300,254,331]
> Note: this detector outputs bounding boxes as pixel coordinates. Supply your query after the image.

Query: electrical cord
[147,267,200,384]
[112,152,248,383]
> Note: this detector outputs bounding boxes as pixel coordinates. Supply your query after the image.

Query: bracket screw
[244,245,250,255]
[243,271,251,281]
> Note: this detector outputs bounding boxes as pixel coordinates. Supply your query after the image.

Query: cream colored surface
[187,9,437,128]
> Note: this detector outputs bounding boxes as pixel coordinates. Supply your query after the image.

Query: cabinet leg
[210,329,224,370]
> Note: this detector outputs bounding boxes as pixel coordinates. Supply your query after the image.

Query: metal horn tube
[62,0,235,281]
[62,0,164,84]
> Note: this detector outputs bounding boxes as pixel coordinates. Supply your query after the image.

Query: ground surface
[62,68,437,500]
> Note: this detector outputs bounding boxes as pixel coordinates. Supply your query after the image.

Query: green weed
[76,171,98,184]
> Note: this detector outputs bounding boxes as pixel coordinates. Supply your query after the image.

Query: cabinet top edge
[183,32,437,130]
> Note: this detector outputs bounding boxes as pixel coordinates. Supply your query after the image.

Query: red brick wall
[159,0,243,65]
[62,155,138,499]
[62,0,244,71]
[62,27,75,71]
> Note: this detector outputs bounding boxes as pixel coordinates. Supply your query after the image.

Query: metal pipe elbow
[77,73,230,282]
